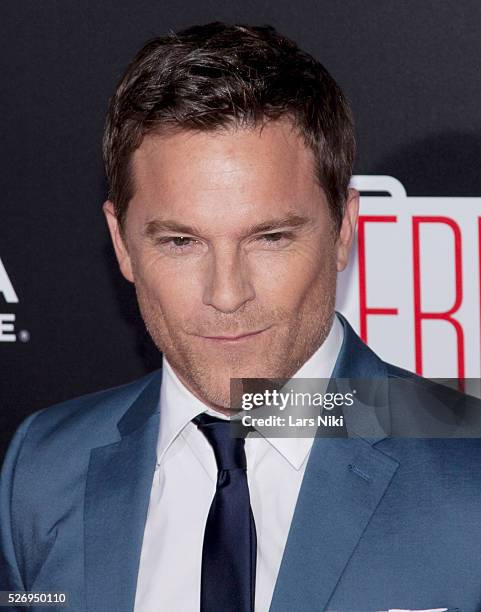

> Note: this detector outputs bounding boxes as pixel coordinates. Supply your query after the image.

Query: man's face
[104,120,358,411]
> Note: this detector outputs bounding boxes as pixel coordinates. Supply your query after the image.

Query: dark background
[2,0,481,459]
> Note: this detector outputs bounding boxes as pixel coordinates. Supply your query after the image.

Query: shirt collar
[156,313,344,470]
[156,358,207,466]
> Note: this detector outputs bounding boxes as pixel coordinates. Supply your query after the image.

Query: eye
[156,236,199,252]
[171,236,194,247]
[258,231,292,246]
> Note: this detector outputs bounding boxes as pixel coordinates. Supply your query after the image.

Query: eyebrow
[142,213,310,240]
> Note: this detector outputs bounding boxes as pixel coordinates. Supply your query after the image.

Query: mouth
[200,327,270,344]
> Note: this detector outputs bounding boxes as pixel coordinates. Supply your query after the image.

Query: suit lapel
[269,313,399,611]
[84,372,161,612]
[269,436,399,611]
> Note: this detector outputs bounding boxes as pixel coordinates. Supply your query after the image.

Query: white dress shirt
[133,314,344,612]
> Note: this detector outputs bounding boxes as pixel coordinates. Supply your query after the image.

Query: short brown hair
[102,22,355,233]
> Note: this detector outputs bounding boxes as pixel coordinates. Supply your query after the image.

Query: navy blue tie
[193,413,257,612]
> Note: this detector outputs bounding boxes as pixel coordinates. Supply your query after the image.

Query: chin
[207,356,279,380]
[186,376,235,410]
[182,358,272,409]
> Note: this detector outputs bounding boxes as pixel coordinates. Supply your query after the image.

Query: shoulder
[1,370,162,531]
[5,370,161,461]
[380,361,481,439]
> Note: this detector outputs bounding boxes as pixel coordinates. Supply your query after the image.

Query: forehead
[129,120,324,225]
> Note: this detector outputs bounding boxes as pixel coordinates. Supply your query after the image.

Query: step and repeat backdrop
[1,1,481,458]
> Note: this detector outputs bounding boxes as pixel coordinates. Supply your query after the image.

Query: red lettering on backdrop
[412,217,464,380]
[358,216,398,342]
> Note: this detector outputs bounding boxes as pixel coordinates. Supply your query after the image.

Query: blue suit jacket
[2,313,481,611]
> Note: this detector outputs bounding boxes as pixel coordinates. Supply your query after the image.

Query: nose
[202,246,255,313]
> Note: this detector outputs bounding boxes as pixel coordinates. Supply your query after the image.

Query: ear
[335,188,359,272]
[103,200,134,283]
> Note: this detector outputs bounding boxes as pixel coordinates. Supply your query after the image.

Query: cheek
[250,244,335,308]
[132,253,204,319]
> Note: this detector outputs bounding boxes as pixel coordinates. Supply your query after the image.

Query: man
[1,21,481,612]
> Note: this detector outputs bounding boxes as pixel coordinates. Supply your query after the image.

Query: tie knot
[193,413,247,471]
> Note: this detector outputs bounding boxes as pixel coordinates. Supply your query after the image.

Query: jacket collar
[332,311,387,378]
[116,370,162,437]
[331,311,391,441]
